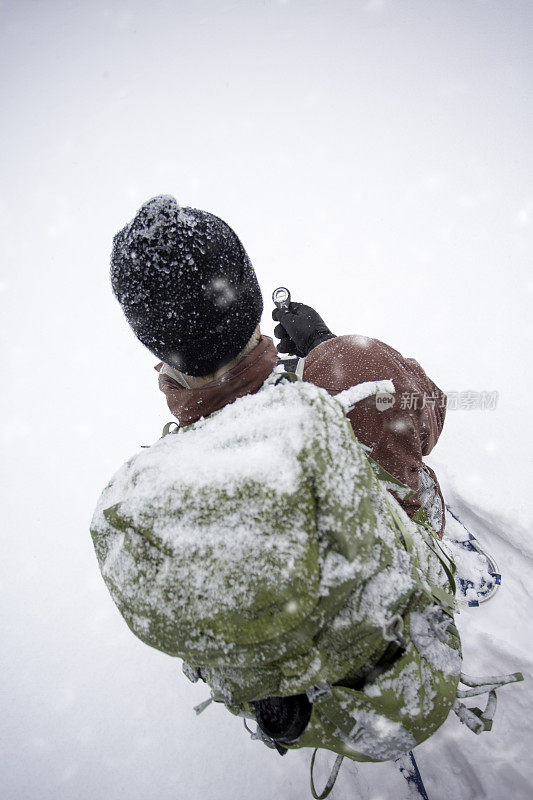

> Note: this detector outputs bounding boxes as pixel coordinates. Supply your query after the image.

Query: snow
[90,379,326,663]
[335,378,396,413]
[410,608,462,677]
[339,704,417,761]
[2,1,533,799]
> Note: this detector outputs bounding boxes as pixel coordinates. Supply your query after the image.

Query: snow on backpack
[90,371,522,794]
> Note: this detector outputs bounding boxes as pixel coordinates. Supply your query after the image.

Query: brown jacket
[156,334,446,533]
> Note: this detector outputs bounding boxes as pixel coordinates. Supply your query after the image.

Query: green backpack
[90,372,522,784]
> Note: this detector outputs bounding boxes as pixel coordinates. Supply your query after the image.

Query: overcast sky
[2,0,532,512]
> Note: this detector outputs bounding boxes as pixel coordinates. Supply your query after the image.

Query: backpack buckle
[306,681,332,703]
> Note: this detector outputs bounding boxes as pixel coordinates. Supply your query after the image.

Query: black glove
[272,301,335,358]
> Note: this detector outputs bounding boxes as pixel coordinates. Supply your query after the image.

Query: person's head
[110,195,263,377]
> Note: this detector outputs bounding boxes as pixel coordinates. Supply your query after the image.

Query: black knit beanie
[110,195,263,376]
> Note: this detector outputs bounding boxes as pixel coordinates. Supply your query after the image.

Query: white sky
[1,1,532,798]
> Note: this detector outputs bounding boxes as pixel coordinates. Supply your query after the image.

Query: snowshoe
[444,507,501,606]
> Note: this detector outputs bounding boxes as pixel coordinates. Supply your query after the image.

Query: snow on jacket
[157,334,447,535]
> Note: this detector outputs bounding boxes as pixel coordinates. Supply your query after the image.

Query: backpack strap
[453,671,524,734]
[161,420,180,437]
[276,355,305,377]
[310,750,345,799]
[385,495,457,615]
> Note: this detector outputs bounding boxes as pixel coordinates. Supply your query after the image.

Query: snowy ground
[1,1,532,799]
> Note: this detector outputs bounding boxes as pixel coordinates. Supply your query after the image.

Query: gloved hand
[272,302,335,358]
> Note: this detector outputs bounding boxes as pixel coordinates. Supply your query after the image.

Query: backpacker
[90,372,520,768]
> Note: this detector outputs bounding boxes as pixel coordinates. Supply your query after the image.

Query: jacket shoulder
[303,335,430,392]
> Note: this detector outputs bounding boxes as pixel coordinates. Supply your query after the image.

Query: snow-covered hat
[110,195,263,376]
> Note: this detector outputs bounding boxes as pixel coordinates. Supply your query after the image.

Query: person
[93,195,519,784]
[112,195,447,537]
